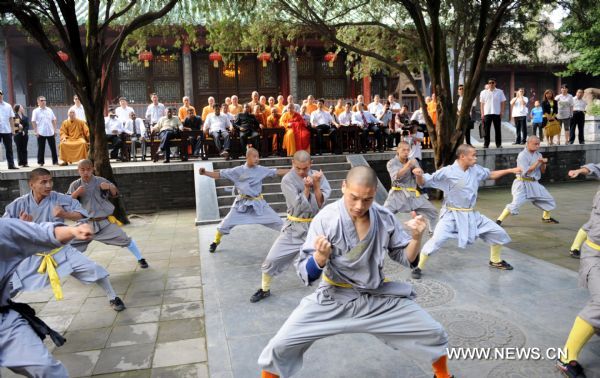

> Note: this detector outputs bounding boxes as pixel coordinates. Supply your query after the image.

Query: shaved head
[345,166,378,189]
[77,159,93,169]
[293,150,311,163]
[246,147,259,157]
[29,167,52,182]
[456,144,475,159]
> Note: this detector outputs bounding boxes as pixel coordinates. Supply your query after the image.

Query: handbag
[544,119,560,138]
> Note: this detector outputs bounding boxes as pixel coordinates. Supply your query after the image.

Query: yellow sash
[585,239,600,251]
[107,215,123,226]
[517,176,536,182]
[36,247,64,301]
[287,215,313,222]
[322,274,390,288]
[239,193,264,200]
[446,206,473,212]
[392,186,421,197]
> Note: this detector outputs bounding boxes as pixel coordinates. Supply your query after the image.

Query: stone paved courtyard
[1,181,600,377]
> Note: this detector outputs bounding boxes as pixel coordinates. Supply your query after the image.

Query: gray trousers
[0,311,68,377]
[261,231,303,277]
[578,242,600,332]
[72,220,131,252]
[258,292,448,377]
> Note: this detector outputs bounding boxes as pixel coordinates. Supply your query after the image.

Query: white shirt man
[351,109,379,127]
[410,108,426,124]
[115,99,134,125]
[125,116,146,138]
[145,96,166,125]
[573,94,587,112]
[388,95,402,114]
[338,109,354,126]
[203,113,231,134]
[0,98,14,134]
[555,91,574,120]
[31,105,57,137]
[310,108,333,127]
[105,115,124,135]
[480,86,506,116]
[368,96,383,115]
[510,95,529,118]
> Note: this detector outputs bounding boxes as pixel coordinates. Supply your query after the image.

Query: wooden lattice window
[117,61,147,103]
[30,55,69,105]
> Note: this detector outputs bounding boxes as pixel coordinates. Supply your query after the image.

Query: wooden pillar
[362,76,371,103]
[4,42,15,104]
[509,69,515,120]
[182,44,194,103]
[287,49,298,100]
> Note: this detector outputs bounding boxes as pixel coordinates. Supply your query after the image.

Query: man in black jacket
[233,103,261,154]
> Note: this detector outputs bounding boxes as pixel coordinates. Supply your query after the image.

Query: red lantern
[324,52,336,68]
[209,51,222,68]
[57,50,69,63]
[258,52,271,68]
[138,50,153,67]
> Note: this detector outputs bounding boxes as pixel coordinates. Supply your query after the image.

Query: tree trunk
[89,103,130,225]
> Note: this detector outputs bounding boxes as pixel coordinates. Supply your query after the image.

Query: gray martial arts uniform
[577,163,600,331]
[384,157,438,226]
[0,219,68,377]
[258,200,448,377]
[218,164,283,234]
[421,162,511,255]
[261,170,331,277]
[67,176,131,251]
[3,192,109,296]
[505,148,556,215]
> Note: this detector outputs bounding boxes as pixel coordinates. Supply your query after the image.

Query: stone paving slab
[0,210,207,378]
[198,183,600,378]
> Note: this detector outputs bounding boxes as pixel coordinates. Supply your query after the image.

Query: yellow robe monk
[276,102,285,114]
[335,105,345,116]
[229,104,243,116]
[59,118,89,163]
[280,112,310,156]
[178,105,196,122]
[306,103,318,114]
[427,101,437,127]
[201,105,214,121]
[267,114,282,151]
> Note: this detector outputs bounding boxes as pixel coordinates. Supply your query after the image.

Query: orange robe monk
[178,105,196,122]
[427,101,437,127]
[280,111,310,156]
[59,118,89,164]
[266,113,283,151]
[306,103,318,114]
[201,105,214,121]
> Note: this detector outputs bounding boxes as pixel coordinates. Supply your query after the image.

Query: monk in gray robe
[384,141,438,233]
[199,147,288,253]
[496,136,558,225]
[258,166,452,378]
[3,168,125,311]
[556,163,600,377]
[250,150,331,303]
[412,144,521,279]
[0,220,92,377]
[68,159,148,269]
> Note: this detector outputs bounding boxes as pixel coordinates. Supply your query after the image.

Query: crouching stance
[412,144,521,279]
[258,166,452,378]
[0,220,92,377]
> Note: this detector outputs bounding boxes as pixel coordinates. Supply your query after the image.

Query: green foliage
[557,0,600,76]
[587,99,600,116]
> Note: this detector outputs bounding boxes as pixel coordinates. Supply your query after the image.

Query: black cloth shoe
[110,297,126,311]
[570,249,581,259]
[138,259,149,269]
[489,260,513,270]
[556,359,586,377]
[8,166,18,169]
[542,217,559,224]
[411,267,422,279]
[496,219,502,226]
[250,288,271,303]
[209,242,218,253]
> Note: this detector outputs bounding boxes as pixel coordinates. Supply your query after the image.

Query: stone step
[214,169,350,187]
[211,154,349,169]
[217,188,343,207]
[216,179,344,196]
[218,197,340,217]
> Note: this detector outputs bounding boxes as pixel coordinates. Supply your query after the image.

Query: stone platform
[199,200,600,378]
